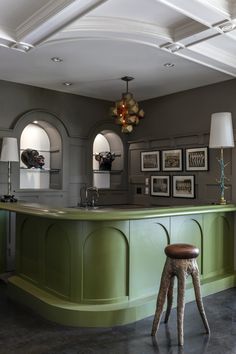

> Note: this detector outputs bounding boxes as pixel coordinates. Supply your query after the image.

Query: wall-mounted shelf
[93,170,123,174]
[20,168,60,173]
[20,148,60,153]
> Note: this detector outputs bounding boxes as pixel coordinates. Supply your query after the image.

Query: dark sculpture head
[21,149,45,169]
[95,151,116,171]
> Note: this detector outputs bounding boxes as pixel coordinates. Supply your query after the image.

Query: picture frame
[185,147,209,171]
[141,151,160,171]
[172,175,195,198]
[162,149,183,171]
[151,175,170,197]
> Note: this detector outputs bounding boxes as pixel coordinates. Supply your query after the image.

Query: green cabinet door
[130,217,170,299]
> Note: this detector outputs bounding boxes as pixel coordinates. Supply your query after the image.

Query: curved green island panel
[1,202,235,327]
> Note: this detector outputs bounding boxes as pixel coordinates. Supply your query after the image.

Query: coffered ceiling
[0,0,235,101]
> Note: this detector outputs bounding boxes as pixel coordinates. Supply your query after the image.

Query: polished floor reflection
[0,280,236,354]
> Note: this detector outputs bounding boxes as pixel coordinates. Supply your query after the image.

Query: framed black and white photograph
[162,149,183,171]
[172,175,195,198]
[151,175,170,197]
[186,147,208,171]
[141,151,160,171]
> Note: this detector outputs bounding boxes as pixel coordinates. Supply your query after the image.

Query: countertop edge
[0,202,235,220]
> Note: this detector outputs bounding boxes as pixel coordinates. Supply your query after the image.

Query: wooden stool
[151,243,210,346]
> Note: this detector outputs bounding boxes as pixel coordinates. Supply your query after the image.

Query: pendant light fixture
[110,76,144,133]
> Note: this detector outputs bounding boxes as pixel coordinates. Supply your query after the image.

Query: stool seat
[165,243,199,259]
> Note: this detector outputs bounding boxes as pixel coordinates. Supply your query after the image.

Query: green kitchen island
[0,202,235,327]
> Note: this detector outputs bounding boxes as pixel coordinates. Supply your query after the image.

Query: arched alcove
[20,123,50,189]
[92,130,124,189]
[19,120,62,190]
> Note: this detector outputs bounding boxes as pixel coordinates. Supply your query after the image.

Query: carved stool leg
[177,268,186,346]
[191,264,210,334]
[164,275,175,323]
[151,260,171,336]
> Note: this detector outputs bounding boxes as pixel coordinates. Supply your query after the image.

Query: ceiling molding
[0,37,16,48]
[15,0,109,45]
[0,25,17,42]
[156,0,230,26]
[195,0,231,17]
[0,0,234,100]
[188,41,236,69]
[176,27,219,46]
[174,46,236,77]
[44,13,236,79]
[16,0,76,39]
[174,20,208,41]
[50,16,174,43]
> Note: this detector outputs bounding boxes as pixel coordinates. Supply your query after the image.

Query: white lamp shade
[0,137,19,162]
[209,112,235,148]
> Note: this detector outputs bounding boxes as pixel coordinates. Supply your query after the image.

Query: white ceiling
[0,0,236,101]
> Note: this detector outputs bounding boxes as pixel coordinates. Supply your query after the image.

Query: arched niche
[14,110,67,191]
[20,121,62,189]
[93,130,124,189]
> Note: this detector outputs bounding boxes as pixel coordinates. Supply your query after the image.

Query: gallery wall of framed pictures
[185,147,208,171]
[151,175,170,197]
[162,149,183,171]
[141,151,160,171]
[141,147,208,198]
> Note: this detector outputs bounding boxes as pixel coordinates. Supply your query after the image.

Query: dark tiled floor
[1,281,236,354]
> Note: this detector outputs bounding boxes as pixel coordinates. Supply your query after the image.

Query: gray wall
[128,78,236,206]
[0,79,120,206]
[0,79,110,137]
[1,77,236,207]
[132,78,236,140]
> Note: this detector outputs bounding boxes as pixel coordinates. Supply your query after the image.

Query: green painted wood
[8,272,236,327]
[130,218,170,299]
[45,223,71,298]
[202,212,234,279]
[18,217,41,283]
[1,202,236,221]
[83,227,128,303]
[6,207,236,327]
[170,215,203,274]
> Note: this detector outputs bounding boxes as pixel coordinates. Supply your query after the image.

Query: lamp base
[1,195,17,203]
[220,197,227,205]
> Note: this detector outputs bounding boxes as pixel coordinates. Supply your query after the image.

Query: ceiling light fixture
[164,63,175,68]
[11,42,33,52]
[110,76,144,134]
[51,57,63,63]
[217,21,236,33]
[162,42,184,53]
[63,82,72,86]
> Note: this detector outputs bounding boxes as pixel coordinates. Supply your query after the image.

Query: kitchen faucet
[79,186,99,207]
[86,186,99,207]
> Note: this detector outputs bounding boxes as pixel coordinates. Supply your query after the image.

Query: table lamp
[0,137,19,202]
[209,112,234,204]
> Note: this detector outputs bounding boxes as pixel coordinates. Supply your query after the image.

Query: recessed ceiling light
[63,82,72,86]
[51,57,63,63]
[11,42,32,52]
[221,23,236,32]
[164,63,175,68]
[216,20,236,33]
[162,42,184,53]
[33,121,38,124]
